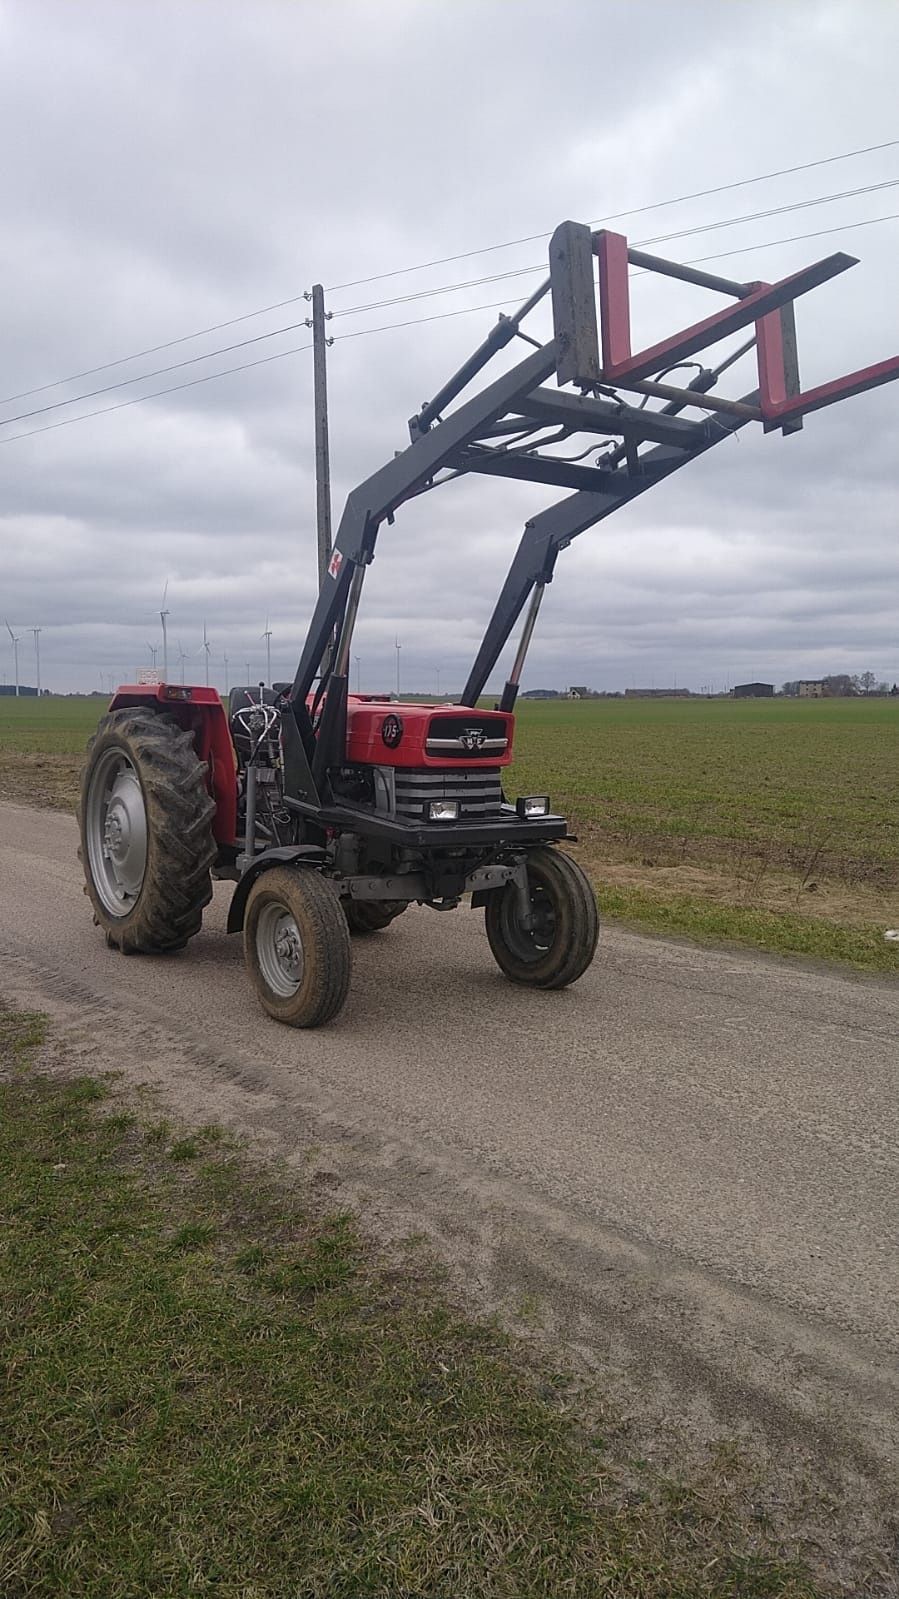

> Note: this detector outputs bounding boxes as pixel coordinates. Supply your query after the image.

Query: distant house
[734,682,773,698]
[798,680,825,699]
[567,686,588,700]
[624,687,690,698]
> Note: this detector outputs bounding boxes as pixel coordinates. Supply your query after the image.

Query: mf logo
[460,726,486,752]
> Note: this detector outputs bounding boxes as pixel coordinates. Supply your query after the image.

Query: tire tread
[78,709,217,954]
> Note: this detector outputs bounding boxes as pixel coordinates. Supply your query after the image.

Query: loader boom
[287,221,899,799]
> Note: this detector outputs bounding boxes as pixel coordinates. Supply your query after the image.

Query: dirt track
[1,799,898,1585]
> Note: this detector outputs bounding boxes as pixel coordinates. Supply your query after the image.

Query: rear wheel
[343,899,407,934]
[244,866,351,1028]
[78,709,217,954]
[485,847,599,989]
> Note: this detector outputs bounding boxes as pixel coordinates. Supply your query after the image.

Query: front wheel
[485,848,599,990]
[244,866,351,1028]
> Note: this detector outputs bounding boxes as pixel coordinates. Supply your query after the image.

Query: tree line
[780,673,897,696]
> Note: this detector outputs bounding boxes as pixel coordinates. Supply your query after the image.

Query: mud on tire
[78,709,217,954]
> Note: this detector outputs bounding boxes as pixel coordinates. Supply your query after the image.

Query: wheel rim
[256,901,305,997]
[498,879,556,964]
[85,748,148,917]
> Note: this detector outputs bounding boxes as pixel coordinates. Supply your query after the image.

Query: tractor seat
[227,686,281,763]
[227,686,278,716]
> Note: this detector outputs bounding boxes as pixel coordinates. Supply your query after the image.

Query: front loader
[78,221,899,1026]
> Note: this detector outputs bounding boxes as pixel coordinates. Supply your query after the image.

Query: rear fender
[226,846,329,934]
[109,684,237,847]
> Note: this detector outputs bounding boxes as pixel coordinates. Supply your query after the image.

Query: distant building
[567,686,588,700]
[798,680,825,699]
[733,682,774,698]
[624,687,690,698]
[520,688,559,699]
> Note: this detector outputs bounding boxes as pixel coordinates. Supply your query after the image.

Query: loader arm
[284,218,899,801]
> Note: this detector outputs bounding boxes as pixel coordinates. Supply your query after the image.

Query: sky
[1,0,897,696]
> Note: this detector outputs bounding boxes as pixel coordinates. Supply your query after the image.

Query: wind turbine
[177,640,187,684]
[147,642,158,671]
[354,655,361,694]
[223,651,230,693]
[435,665,441,698]
[395,637,401,698]
[5,620,20,697]
[262,618,272,686]
[31,627,41,698]
[244,659,251,685]
[202,622,211,687]
[160,580,170,682]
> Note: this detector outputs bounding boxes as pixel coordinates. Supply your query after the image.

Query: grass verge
[0,1004,825,1599]
[594,878,899,975]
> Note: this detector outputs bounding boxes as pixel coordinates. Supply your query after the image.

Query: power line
[329,176,899,320]
[2,207,897,449]
[0,292,312,409]
[3,136,896,409]
[5,179,897,435]
[0,341,312,446]
[333,209,899,342]
[0,317,311,430]
[650,209,899,268]
[323,138,899,291]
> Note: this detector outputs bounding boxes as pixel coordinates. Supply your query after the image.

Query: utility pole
[308,284,334,591]
[32,627,41,697]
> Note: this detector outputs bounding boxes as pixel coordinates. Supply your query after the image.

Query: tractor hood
[344,697,514,768]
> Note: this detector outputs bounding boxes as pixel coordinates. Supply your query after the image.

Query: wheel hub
[256,902,305,997]
[274,923,301,972]
[85,750,148,916]
[501,880,555,962]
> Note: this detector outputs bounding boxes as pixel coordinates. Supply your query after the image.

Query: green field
[1,693,897,972]
[509,696,898,877]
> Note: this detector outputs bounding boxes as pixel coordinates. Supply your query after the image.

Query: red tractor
[78,222,899,1027]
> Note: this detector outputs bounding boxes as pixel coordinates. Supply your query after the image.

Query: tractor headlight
[429,800,460,822]
[516,795,550,818]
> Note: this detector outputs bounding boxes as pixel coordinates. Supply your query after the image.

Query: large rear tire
[485,847,599,989]
[244,866,351,1028]
[343,899,407,935]
[78,709,217,954]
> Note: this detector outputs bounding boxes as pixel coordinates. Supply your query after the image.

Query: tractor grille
[394,767,502,821]
[425,714,508,760]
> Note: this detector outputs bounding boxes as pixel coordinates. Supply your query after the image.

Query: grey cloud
[1,0,897,696]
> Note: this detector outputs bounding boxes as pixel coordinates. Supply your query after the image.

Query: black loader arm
[285,218,899,784]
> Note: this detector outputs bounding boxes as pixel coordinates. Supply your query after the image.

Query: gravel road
[1,798,897,1583]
